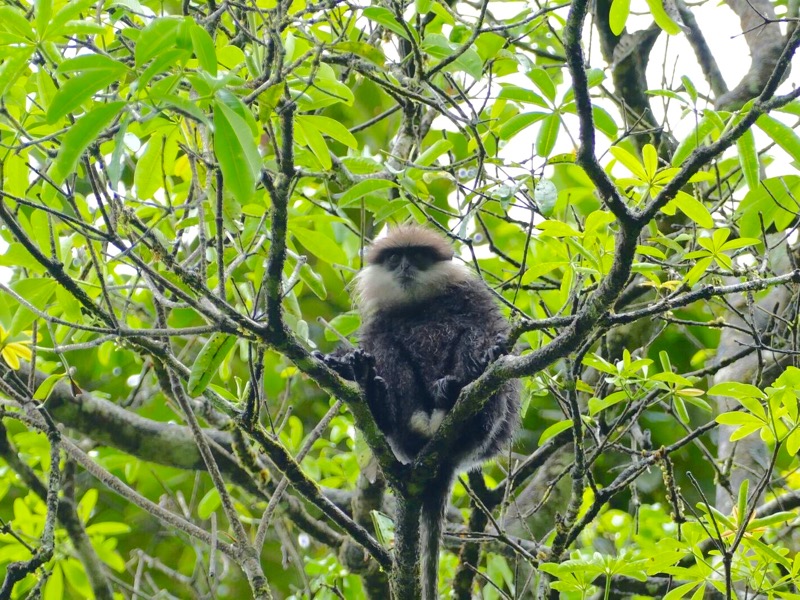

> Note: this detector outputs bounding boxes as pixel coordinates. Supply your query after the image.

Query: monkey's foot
[432,375,462,408]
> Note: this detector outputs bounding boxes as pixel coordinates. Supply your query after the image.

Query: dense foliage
[0,0,798,597]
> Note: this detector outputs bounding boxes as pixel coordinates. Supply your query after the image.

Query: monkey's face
[355,246,471,315]
[379,247,439,288]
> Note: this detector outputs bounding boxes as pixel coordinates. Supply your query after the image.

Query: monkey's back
[359,279,519,467]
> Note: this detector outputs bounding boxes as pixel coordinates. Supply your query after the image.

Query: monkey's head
[354,225,471,316]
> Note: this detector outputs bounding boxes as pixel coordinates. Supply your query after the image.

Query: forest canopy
[0,0,799,597]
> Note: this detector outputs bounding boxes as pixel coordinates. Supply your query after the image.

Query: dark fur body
[321,225,519,599]
[359,278,518,467]
[358,272,519,600]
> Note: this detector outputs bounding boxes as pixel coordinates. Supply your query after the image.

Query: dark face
[377,246,442,286]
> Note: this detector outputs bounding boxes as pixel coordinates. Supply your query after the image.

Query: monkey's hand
[481,334,512,368]
[312,351,357,381]
[314,350,388,403]
[349,349,389,406]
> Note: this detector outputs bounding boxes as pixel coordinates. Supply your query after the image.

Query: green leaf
[337,179,399,207]
[736,127,759,191]
[154,93,211,126]
[295,116,331,169]
[737,175,800,238]
[672,116,717,166]
[213,100,261,204]
[527,68,555,102]
[588,390,629,415]
[498,85,546,107]
[371,510,395,546]
[107,117,128,186]
[134,133,163,200]
[610,146,648,181]
[452,48,484,80]
[50,0,95,31]
[135,17,180,66]
[642,144,658,180]
[415,140,453,167]
[536,220,582,238]
[56,54,126,74]
[609,0,630,35]
[644,0,681,34]
[536,113,560,157]
[684,255,712,286]
[497,112,548,141]
[362,7,413,41]
[746,535,792,569]
[415,0,432,14]
[50,102,125,184]
[47,62,127,123]
[292,226,347,265]
[36,0,54,38]
[298,262,327,300]
[708,381,766,399]
[188,334,236,396]
[0,48,32,99]
[44,565,63,600]
[756,114,800,164]
[787,428,800,456]
[190,23,217,75]
[138,48,191,89]
[0,6,35,40]
[748,511,797,530]
[324,313,360,341]
[298,115,357,149]
[198,488,221,519]
[33,373,66,401]
[669,192,714,228]
[538,419,572,445]
[736,478,749,523]
[85,521,132,535]
[333,41,385,66]
[592,105,618,138]
[215,89,259,136]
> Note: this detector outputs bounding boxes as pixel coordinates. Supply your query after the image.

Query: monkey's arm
[431,333,509,410]
[314,349,391,431]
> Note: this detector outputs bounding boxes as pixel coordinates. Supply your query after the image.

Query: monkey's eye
[384,253,403,269]
[407,248,436,270]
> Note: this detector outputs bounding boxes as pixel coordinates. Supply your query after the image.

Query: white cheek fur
[355,262,471,317]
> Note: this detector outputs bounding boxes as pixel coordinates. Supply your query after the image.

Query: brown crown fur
[365,225,455,264]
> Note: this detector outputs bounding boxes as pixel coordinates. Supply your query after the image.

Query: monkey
[317,224,519,599]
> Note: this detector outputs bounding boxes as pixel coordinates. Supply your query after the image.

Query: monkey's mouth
[397,274,416,288]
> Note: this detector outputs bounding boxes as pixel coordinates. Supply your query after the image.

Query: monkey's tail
[420,474,453,600]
